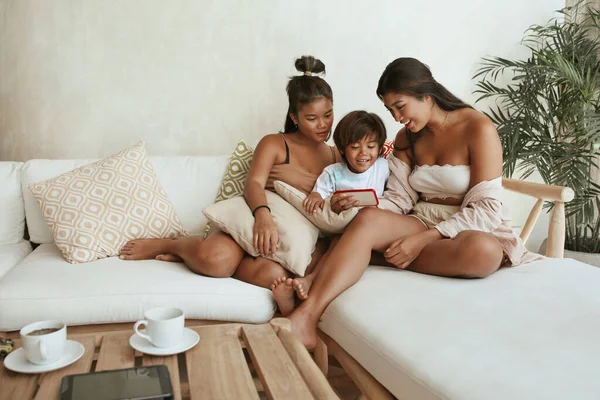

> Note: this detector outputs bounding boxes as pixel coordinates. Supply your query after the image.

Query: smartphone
[333,189,379,206]
[59,365,174,400]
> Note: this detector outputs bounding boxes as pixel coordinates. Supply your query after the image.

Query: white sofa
[0,157,276,331]
[2,156,600,399]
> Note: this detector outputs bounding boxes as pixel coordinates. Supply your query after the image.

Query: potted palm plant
[474,1,600,264]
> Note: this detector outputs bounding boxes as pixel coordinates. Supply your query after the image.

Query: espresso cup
[19,320,67,365]
[134,307,184,348]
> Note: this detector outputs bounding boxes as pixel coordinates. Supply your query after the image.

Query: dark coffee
[28,328,59,336]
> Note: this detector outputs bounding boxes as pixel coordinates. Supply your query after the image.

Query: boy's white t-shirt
[312,157,389,199]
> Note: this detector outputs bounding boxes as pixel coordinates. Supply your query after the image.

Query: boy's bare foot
[292,275,314,300]
[156,254,183,262]
[288,311,318,349]
[119,239,172,260]
[271,277,296,317]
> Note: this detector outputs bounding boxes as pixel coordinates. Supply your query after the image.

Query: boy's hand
[330,192,359,214]
[303,192,325,215]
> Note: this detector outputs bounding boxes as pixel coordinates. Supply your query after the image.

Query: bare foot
[271,277,296,317]
[292,275,314,300]
[288,311,318,349]
[119,238,172,260]
[156,254,183,262]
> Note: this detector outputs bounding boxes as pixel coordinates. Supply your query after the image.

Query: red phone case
[333,189,379,206]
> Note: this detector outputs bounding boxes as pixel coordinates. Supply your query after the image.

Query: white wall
[0,0,564,250]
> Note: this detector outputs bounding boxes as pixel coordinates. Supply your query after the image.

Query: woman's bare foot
[271,277,296,317]
[119,238,173,260]
[156,254,183,262]
[292,274,314,300]
[288,310,318,349]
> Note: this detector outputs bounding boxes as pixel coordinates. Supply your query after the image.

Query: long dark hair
[283,56,333,133]
[376,58,472,164]
[376,57,472,111]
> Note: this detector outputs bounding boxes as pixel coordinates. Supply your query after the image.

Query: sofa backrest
[0,162,26,245]
[21,156,230,244]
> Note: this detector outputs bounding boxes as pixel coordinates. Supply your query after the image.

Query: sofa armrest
[502,178,574,258]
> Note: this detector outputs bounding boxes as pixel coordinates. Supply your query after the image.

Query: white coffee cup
[20,320,67,365]
[134,307,184,348]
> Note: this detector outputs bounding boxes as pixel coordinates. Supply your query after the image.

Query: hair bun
[294,55,326,76]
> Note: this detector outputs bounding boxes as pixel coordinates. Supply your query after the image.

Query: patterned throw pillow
[28,142,186,263]
[203,139,254,237]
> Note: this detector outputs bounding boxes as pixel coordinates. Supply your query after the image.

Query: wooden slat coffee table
[0,319,338,400]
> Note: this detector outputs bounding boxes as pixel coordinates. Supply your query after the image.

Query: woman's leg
[120,233,245,278]
[288,210,505,348]
[406,230,504,278]
[288,208,427,348]
[234,256,295,316]
[245,238,328,316]
[292,235,340,300]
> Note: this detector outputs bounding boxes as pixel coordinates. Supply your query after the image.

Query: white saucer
[4,340,85,374]
[129,328,199,356]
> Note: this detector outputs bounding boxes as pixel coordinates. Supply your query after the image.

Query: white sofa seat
[319,258,600,400]
[0,241,32,280]
[0,244,276,331]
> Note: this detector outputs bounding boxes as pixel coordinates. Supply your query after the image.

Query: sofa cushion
[27,142,187,263]
[319,259,600,400]
[274,180,358,235]
[0,162,25,245]
[204,139,254,237]
[0,244,276,331]
[22,156,230,244]
[0,241,32,280]
[203,191,319,277]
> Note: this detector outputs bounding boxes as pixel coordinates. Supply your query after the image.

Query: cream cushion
[274,180,358,235]
[22,156,231,243]
[319,258,600,400]
[27,142,186,263]
[204,139,254,237]
[203,191,319,276]
[0,244,276,331]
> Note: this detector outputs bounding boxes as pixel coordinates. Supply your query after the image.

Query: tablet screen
[61,366,173,400]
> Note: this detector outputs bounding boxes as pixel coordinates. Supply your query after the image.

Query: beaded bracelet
[252,205,271,217]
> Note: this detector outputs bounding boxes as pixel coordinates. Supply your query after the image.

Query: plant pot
[539,239,600,267]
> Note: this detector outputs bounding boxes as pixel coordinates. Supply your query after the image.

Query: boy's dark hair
[283,56,333,133]
[333,111,387,163]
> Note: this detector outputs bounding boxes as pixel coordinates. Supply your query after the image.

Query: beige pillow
[274,181,358,235]
[28,142,186,263]
[203,139,254,238]
[202,191,318,277]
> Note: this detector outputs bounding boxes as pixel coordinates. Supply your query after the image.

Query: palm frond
[474,0,600,253]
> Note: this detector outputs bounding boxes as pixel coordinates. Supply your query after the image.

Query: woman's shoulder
[460,108,498,143]
[391,127,414,164]
[255,133,286,149]
[393,126,410,149]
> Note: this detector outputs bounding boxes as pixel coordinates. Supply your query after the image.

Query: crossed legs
[287,207,505,348]
[119,233,291,284]
[119,233,327,316]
